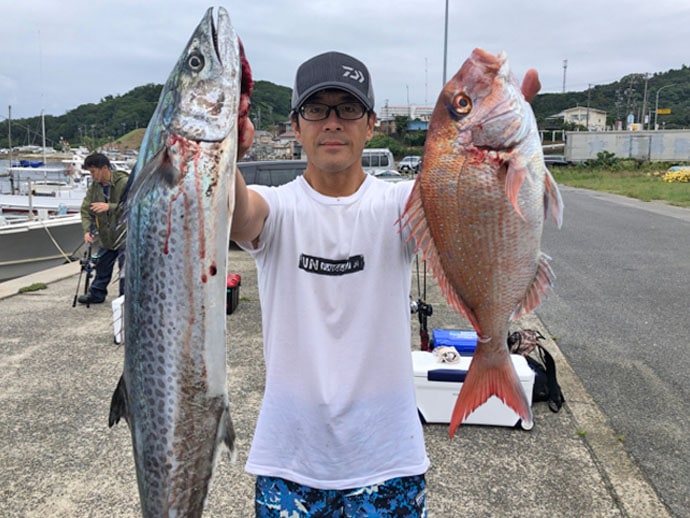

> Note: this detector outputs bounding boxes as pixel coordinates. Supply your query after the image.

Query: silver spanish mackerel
[108,7,252,517]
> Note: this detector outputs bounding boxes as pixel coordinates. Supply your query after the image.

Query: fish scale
[108,7,253,517]
[402,48,562,438]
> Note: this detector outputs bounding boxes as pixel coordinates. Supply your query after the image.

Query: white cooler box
[412,350,535,429]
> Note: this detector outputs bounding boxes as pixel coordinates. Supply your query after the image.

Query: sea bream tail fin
[398,179,482,333]
[448,345,533,438]
[512,252,556,320]
[108,375,129,428]
[544,166,564,228]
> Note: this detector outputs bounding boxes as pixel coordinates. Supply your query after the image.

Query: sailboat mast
[8,105,15,194]
[41,110,47,166]
[8,105,12,164]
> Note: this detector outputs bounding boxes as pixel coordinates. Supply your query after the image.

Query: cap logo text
[341,65,365,83]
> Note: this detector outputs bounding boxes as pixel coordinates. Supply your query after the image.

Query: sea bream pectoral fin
[504,158,530,221]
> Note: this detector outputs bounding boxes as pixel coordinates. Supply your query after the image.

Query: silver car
[397,156,422,173]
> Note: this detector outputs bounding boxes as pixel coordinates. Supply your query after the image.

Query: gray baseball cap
[291,51,375,112]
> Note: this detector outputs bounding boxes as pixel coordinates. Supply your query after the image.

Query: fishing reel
[79,250,98,271]
[411,298,433,352]
[410,299,433,318]
[72,233,98,308]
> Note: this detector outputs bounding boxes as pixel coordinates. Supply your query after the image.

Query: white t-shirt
[239,174,429,489]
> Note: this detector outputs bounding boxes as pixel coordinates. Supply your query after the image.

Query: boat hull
[0,215,85,282]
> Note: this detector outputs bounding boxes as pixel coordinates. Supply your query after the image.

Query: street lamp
[654,84,675,130]
[443,0,449,85]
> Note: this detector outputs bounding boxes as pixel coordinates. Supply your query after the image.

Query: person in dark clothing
[78,153,129,304]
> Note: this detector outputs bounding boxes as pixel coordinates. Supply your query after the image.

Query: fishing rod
[411,254,433,351]
[72,218,97,308]
[72,241,95,308]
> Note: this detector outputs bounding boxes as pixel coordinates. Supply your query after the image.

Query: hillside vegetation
[1,65,688,152]
[532,67,689,131]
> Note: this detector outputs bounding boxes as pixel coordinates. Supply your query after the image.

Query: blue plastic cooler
[432,328,478,355]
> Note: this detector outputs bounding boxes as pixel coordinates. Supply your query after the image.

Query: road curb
[0,261,80,300]
[522,313,671,517]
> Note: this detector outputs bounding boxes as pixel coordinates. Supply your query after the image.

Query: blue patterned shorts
[255,474,427,517]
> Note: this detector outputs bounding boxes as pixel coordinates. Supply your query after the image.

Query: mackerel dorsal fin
[398,179,482,333]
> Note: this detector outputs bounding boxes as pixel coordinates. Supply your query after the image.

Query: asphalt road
[0,185,680,517]
[538,185,690,517]
[2,249,669,517]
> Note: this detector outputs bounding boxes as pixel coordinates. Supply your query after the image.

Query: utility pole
[443,0,449,85]
[641,73,649,130]
[8,106,13,194]
[562,59,568,93]
[654,84,676,130]
[425,57,428,105]
[586,84,591,130]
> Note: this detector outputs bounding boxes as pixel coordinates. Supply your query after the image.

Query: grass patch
[551,162,690,208]
[18,282,47,293]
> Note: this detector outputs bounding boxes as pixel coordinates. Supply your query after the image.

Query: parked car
[374,170,408,183]
[397,156,422,174]
[238,160,307,187]
[362,148,395,175]
[543,155,571,166]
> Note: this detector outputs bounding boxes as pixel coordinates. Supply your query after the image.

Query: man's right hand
[238,104,255,159]
[84,232,95,244]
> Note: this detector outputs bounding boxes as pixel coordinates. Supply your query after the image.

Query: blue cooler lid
[427,368,468,382]
[432,329,478,354]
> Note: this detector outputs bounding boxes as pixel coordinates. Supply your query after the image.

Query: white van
[362,148,395,175]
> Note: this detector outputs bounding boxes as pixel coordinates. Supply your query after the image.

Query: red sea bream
[402,48,563,438]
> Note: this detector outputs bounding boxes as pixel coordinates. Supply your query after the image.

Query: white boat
[0,173,90,215]
[0,213,85,282]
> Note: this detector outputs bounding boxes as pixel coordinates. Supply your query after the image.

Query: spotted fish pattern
[108,7,253,517]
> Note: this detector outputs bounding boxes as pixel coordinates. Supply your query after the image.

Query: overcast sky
[1,0,688,120]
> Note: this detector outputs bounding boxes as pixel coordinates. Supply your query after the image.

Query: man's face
[292,89,375,175]
[88,165,111,185]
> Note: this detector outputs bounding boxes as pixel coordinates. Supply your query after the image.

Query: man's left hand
[90,202,109,213]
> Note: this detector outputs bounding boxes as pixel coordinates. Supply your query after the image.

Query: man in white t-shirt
[232,51,429,516]
[231,51,542,517]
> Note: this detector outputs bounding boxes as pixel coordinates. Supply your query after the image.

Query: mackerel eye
[187,52,205,72]
[452,94,472,115]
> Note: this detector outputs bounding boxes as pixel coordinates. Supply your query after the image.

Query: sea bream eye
[452,93,472,115]
[187,52,205,72]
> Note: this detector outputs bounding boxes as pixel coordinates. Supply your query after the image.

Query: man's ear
[291,117,302,143]
[366,112,376,141]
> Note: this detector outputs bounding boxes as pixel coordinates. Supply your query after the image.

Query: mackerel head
[108,7,252,516]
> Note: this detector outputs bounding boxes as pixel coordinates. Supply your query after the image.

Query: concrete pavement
[0,250,671,517]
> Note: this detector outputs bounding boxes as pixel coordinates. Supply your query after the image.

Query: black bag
[507,329,564,413]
